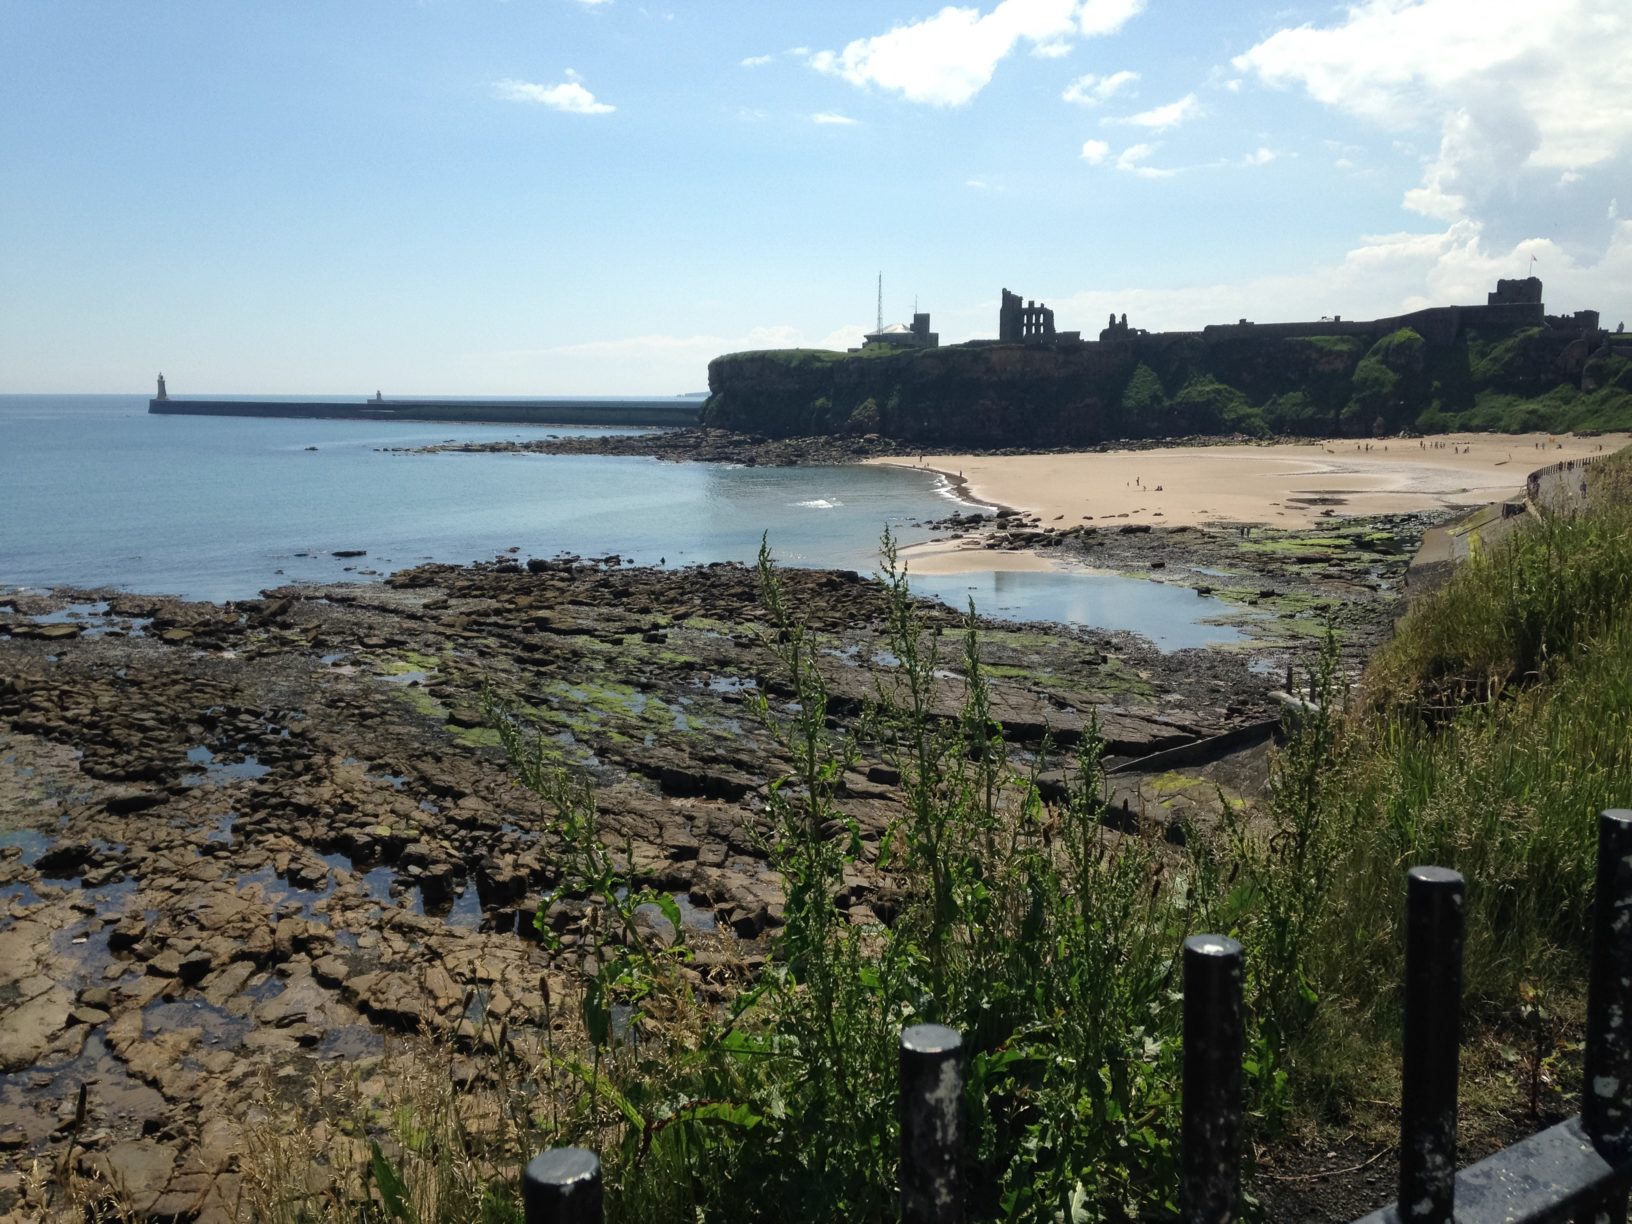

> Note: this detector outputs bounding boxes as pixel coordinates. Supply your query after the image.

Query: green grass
[1270,447,1632,1085]
[1291,335,1367,357]
[1416,384,1632,434]
[1365,450,1632,709]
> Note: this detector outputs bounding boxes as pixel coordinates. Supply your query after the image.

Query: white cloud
[967,177,990,188]
[740,54,774,68]
[1062,69,1138,106]
[1031,39,1074,58]
[494,75,615,115]
[1613,198,1621,221]
[817,324,870,351]
[573,0,613,7]
[1114,142,1178,177]
[1234,0,1632,234]
[810,0,1143,107]
[1105,92,1202,130]
[1075,0,1143,37]
[1094,138,1272,177]
[812,112,860,125]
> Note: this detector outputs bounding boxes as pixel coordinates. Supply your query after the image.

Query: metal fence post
[1581,810,1632,1224]
[1584,810,1632,1164]
[1398,866,1465,1224]
[900,1023,964,1224]
[1182,934,1244,1224]
[523,1147,603,1224]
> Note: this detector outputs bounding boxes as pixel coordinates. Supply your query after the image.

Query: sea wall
[149,398,702,428]
[1527,456,1597,515]
[1407,449,1626,600]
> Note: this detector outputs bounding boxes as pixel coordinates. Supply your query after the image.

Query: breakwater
[148,396,702,428]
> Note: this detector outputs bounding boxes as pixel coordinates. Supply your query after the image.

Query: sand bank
[896,544,1061,576]
[878,433,1627,538]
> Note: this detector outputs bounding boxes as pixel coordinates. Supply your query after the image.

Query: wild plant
[861,532,1208,1220]
[484,690,720,1219]
[715,535,908,1218]
[1232,633,1346,1060]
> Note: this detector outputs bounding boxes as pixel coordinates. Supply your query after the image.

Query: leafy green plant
[487,704,689,1050]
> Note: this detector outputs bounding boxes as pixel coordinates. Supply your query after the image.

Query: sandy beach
[875,432,1627,573]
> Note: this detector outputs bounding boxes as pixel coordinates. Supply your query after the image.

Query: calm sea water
[0,395,1244,649]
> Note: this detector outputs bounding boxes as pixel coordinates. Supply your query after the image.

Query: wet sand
[875,433,1628,572]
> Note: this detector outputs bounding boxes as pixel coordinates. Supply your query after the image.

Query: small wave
[794,498,844,509]
[931,478,994,513]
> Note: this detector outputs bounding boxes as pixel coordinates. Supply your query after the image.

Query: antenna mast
[876,272,883,333]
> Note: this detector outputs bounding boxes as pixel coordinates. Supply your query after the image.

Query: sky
[2,0,1630,395]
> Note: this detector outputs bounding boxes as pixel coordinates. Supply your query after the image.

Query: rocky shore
[380,426,1270,468]
[0,531,1422,1218]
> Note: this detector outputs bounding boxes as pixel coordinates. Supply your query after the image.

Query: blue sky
[3,0,1629,394]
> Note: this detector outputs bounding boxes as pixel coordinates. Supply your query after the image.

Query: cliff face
[703,329,1632,444]
[704,345,1137,446]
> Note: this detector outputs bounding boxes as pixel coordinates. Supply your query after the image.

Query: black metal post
[1577,1194,1631,1224]
[1398,866,1465,1224]
[1580,811,1632,1224]
[1182,934,1244,1224]
[523,1147,603,1224]
[1584,811,1632,1166]
[900,1023,964,1224]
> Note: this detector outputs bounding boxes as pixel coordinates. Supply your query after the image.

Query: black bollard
[900,1023,964,1224]
[1181,935,1244,1224]
[1398,867,1465,1223]
[523,1148,602,1224]
[1584,811,1632,1166]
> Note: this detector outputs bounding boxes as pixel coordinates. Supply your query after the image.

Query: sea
[0,395,1244,650]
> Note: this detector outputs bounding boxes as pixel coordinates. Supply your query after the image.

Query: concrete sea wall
[149,398,703,428]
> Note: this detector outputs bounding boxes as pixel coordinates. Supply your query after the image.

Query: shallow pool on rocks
[181,745,271,787]
[908,568,1251,651]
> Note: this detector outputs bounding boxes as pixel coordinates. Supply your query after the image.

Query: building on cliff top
[852,276,1601,358]
[861,312,939,350]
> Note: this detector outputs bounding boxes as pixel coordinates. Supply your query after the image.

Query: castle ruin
[997,289,1082,346]
[855,277,1608,359]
